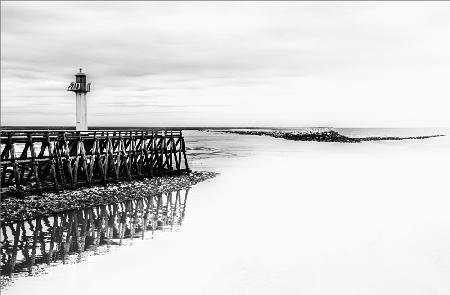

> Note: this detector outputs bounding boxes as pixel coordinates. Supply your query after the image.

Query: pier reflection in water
[0,189,189,281]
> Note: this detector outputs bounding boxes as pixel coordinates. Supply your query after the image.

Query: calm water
[1,190,189,287]
[2,128,450,294]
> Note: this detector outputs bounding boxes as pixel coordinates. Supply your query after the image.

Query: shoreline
[216,129,445,143]
[1,171,218,225]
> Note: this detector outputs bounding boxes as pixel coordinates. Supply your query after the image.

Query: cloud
[2,2,450,127]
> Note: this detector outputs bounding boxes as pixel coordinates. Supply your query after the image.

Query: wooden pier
[0,130,190,196]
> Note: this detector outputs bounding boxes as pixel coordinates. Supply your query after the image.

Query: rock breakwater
[1,171,218,225]
[219,129,444,143]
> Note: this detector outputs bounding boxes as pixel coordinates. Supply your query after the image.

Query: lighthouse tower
[68,68,91,131]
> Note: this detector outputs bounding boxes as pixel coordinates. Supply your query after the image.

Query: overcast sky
[2,1,450,127]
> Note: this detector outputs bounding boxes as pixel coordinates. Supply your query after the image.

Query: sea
[1,128,450,295]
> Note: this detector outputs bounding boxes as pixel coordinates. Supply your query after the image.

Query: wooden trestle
[0,130,190,195]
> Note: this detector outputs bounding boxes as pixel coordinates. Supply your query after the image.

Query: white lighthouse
[68,68,91,131]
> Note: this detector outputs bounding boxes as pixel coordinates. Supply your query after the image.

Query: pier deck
[0,130,190,196]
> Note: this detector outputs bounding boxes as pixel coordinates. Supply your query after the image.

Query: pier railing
[0,130,190,195]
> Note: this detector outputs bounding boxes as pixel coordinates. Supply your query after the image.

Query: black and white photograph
[1,1,450,294]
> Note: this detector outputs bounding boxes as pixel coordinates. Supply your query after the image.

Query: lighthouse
[68,68,91,131]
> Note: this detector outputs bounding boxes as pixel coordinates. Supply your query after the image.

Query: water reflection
[0,189,189,281]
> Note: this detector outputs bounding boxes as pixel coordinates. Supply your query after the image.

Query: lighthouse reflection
[0,189,189,280]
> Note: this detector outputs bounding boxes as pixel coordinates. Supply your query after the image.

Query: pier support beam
[0,130,190,196]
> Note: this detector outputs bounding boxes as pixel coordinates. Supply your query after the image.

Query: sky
[2,1,450,128]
